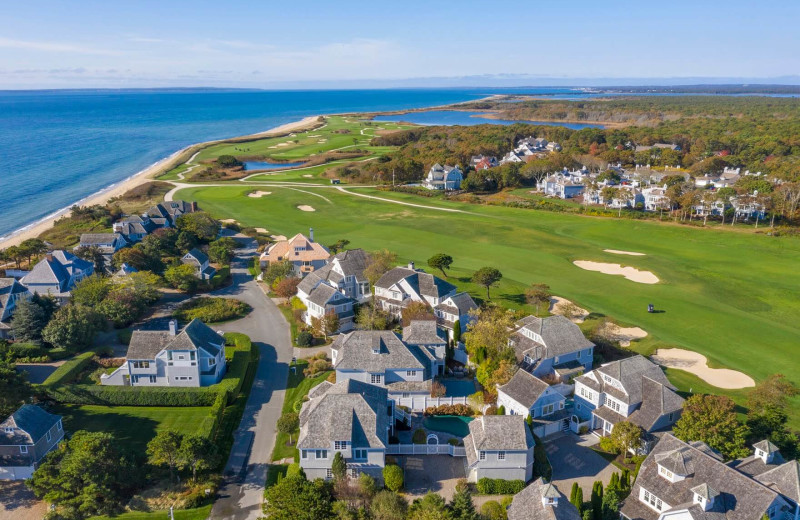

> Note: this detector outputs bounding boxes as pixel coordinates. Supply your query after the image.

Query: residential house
[434,292,478,340]
[114,263,139,277]
[296,248,371,332]
[146,200,198,226]
[733,441,800,520]
[0,278,31,339]
[539,173,586,199]
[642,186,670,212]
[424,164,463,191]
[507,479,582,520]
[258,230,330,275]
[0,405,64,480]
[464,415,536,483]
[113,215,157,243]
[509,315,594,381]
[374,263,456,316]
[471,155,499,170]
[634,143,681,152]
[77,233,128,255]
[732,194,766,220]
[501,151,527,164]
[497,369,570,438]
[573,355,683,446]
[101,319,226,387]
[331,329,440,399]
[20,250,94,302]
[693,199,729,217]
[181,248,216,280]
[402,320,447,376]
[620,434,796,520]
[298,379,392,482]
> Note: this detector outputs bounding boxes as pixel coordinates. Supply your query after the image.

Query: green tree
[164,263,199,293]
[10,297,49,345]
[263,474,334,520]
[18,238,48,266]
[208,237,238,264]
[217,155,242,168]
[355,303,392,330]
[480,500,504,520]
[331,452,347,481]
[673,394,750,460]
[471,267,502,300]
[27,431,139,519]
[0,358,31,418]
[277,412,299,445]
[358,472,377,498]
[427,253,453,278]
[364,249,398,289]
[370,490,408,520]
[41,304,105,352]
[452,319,461,345]
[178,434,215,482]
[72,275,112,307]
[146,430,184,483]
[601,488,620,520]
[408,492,451,520]
[176,212,219,243]
[747,374,800,411]
[328,239,351,254]
[525,283,552,316]
[112,245,163,273]
[383,464,404,492]
[74,245,107,275]
[591,481,603,520]
[570,483,584,513]
[449,481,478,520]
[263,260,295,286]
[610,422,643,456]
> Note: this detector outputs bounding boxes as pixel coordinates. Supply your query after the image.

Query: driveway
[545,433,616,496]
[398,455,466,501]
[0,481,47,520]
[209,234,293,520]
[15,361,65,384]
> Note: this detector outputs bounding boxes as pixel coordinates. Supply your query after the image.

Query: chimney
[309,227,314,242]
[408,261,415,270]
[191,201,198,212]
[45,252,53,262]
[169,319,178,336]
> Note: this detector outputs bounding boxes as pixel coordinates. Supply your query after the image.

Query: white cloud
[0,37,117,55]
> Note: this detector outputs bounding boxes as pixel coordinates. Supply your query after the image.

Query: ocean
[0,87,591,240]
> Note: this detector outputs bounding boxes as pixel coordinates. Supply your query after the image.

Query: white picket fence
[394,396,468,412]
[386,444,466,457]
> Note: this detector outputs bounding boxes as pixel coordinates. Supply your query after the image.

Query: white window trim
[497,451,506,460]
[20,445,28,453]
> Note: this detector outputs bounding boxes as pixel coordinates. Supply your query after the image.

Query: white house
[642,186,670,212]
[464,415,536,483]
[539,173,586,199]
[101,319,226,387]
[732,194,767,220]
[434,292,478,340]
[181,248,216,280]
[509,315,594,381]
[424,164,463,191]
[507,479,581,520]
[497,369,570,438]
[20,250,94,302]
[0,405,64,480]
[374,263,457,315]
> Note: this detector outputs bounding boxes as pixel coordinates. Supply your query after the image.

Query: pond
[373,110,604,129]
[423,415,474,437]
[243,160,306,171]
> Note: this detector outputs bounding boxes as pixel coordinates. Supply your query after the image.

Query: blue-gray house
[509,315,594,381]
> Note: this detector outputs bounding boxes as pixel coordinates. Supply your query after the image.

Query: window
[132,375,139,384]
[46,431,51,442]
[554,357,560,364]
[406,370,416,377]
[542,404,555,416]
[209,358,216,367]
[371,374,382,384]
[326,469,333,479]
[372,348,380,355]
[497,451,506,460]
[603,375,613,384]
[659,466,673,479]
[350,468,360,478]
[178,355,185,360]
[768,506,776,518]
[301,450,308,459]
[402,393,409,398]
[133,361,151,369]
[57,421,62,431]
[315,450,328,459]
[354,449,367,460]
[149,375,157,383]
[668,412,674,422]
[20,445,28,453]
[3,427,13,433]
[642,489,663,512]
[334,441,347,450]
[190,352,196,360]
[479,451,486,461]
[605,399,621,413]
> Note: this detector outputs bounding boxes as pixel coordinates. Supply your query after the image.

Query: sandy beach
[0,115,321,249]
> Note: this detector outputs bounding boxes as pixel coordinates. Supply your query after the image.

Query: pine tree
[450,482,478,520]
[331,452,346,481]
[570,484,584,514]
[453,319,462,344]
[10,297,48,345]
[591,481,604,520]
[621,468,631,494]
[608,472,620,493]
[570,482,579,504]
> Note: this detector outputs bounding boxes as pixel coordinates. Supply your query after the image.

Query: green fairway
[175,183,800,424]
[56,404,212,453]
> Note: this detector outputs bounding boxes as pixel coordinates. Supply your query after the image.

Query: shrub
[497,405,506,415]
[0,342,48,361]
[296,331,314,347]
[598,436,619,454]
[423,404,474,417]
[412,429,427,444]
[484,405,498,415]
[476,478,525,495]
[481,500,505,520]
[40,351,95,387]
[383,464,404,492]
[173,297,252,323]
[303,357,332,377]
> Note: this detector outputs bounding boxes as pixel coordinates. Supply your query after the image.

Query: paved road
[209,234,293,520]
[546,433,615,497]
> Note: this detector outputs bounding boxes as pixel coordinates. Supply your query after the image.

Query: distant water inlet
[243,160,306,171]
[373,110,605,129]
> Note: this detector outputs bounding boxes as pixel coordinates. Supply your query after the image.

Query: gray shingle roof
[79,233,123,246]
[0,405,61,445]
[184,248,208,265]
[375,266,457,299]
[498,369,549,409]
[628,376,684,431]
[332,330,425,371]
[621,434,780,520]
[0,278,29,315]
[297,379,389,450]
[465,415,534,452]
[307,284,353,308]
[402,320,445,346]
[21,250,92,287]
[435,292,478,315]
[577,355,673,405]
[754,460,800,504]
[126,319,223,360]
[333,249,370,282]
[513,315,594,360]
[508,479,582,520]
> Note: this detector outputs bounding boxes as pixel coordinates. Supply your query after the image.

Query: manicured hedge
[476,478,525,495]
[423,404,474,417]
[41,351,95,387]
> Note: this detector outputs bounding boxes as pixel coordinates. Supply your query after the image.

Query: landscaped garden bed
[173,296,252,323]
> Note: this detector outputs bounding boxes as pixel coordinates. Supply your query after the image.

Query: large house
[101,319,226,387]
[298,379,392,482]
[146,200,198,226]
[497,369,570,438]
[0,278,31,339]
[510,315,595,381]
[464,415,536,483]
[296,248,371,333]
[113,215,158,243]
[423,164,463,191]
[574,355,683,445]
[434,292,478,340]
[20,250,94,301]
[620,435,799,520]
[181,248,216,280]
[259,230,330,275]
[539,173,586,199]
[77,233,128,255]
[331,328,443,399]
[0,405,64,480]
[507,479,582,520]
[471,155,499,170]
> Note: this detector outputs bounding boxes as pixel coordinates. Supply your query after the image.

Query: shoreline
[0,115,321,249]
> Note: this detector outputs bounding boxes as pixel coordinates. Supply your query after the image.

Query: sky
[1,0,799,89]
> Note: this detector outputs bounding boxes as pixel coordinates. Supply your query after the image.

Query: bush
[40,351,95,387]
[173,297,252,323]
[481,500,506,520]
[476,478,525,495]
[296,331,314,347]
[497,405,506,415]
[383,464,404,492]
[412,429,427,444]
[598,436,619,454]
[0,342,49,361]
[423,404,474,417]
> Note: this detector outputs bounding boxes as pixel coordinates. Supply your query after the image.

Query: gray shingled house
[620,434,800,520]
[507,478,582,520]
[298,379,392,482]
[181,248,216,280]
[20,250,94,302]
[497,369,571,438]
[0,405,64,480]
[76,233,128,255]
[434,292,478,340]
[509,315,595,381]
[0,277,31,339]
[463,415,536,483]
[146,200,197,226]
[101,319,226,387]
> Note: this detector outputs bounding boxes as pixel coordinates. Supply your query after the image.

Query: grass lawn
[176,183,800,426]
[87,505,211,520]
[271,360,332,462]
[55,404,212,453]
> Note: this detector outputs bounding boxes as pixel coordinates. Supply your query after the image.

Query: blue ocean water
[373,110,604,129]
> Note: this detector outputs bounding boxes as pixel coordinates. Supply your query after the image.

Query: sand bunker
[302,174,313,178]
[277,142,289,147]
[605,324,648,347]
[651,349,755,389]
[550,296,590,323]
[255,227,268,234]
[604,249,646,256]
[308,134,321,137]
[317,139,327,143]
[573,261,659,284]
[297,205,316,212]
[248,191,272,198]
[271,235,287,241]
[268,146,278,149]
[220,219,238,224]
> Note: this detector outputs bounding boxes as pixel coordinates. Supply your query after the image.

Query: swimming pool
[423,415,474,437]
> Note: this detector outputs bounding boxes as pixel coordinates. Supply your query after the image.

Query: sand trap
[271,235,287,241]
[220,219,238,224]
[317,139,327,143]
[248,191,272,198]
[255,227,268,234]
[550,296,589,323]
[604,249,646,256]
[277,142,289,147]
[302,174,313,178]
[573,261,659,284]
[268,146,278,149]
[605,324,648,347]
[297,205,316,212]
[308,134,321,137]
[652,349,755,389]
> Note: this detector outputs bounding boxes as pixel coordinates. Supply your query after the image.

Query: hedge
[423,404,474,417]
[41,351,95,387]
[476,478,525,495]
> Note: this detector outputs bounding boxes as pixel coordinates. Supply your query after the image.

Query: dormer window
[658,465,674,480]
[3,427,13,433]
[372,348,380,355]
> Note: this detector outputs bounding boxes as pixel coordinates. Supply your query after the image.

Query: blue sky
[1,0,798,89]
